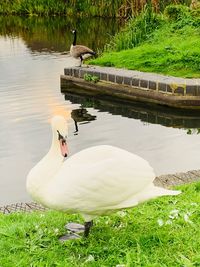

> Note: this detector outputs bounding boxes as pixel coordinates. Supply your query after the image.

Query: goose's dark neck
[73,31,76,46]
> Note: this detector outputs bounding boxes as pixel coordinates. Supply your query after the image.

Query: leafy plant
[84,74,100,83]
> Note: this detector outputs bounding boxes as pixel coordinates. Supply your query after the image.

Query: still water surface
[0,16,200,205]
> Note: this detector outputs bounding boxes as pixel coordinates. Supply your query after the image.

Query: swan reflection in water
[71,108,96,134]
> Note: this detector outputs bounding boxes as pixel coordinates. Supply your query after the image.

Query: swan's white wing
[45,146,155,214]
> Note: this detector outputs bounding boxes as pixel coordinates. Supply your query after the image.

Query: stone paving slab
[154,169,200,188]
[0,202,46,214]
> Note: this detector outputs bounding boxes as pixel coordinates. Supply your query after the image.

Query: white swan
[26,115,181,240]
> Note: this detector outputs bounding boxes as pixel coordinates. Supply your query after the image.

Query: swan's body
[26,116,180,239]
[70,29,95,67]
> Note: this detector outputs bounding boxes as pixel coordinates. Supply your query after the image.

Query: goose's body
[71,108,96,133]
[26,116,180,239]
[70,29,95,66]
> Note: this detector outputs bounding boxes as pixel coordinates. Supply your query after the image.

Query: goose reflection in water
[71,108,96,134]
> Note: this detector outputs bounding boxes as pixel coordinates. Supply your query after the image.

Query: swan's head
[51,116,68,158]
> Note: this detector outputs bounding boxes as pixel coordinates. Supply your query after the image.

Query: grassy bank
[0,0,192,17]
[91,5,200,78]
[0,181,200,266]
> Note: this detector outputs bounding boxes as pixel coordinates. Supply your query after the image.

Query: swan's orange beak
[57,130,68,157]
[59,138,68,158]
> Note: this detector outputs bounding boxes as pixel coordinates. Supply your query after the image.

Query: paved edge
[154,169,200,188]
[61,66,200,109]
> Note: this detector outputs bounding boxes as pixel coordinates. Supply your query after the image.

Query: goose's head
[51,116,68,158]
[71,29,76,34]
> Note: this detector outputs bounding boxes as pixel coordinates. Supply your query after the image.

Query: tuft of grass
[105,5,164,52]
[0,181,200,266]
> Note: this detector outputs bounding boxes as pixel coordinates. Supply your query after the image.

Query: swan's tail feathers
[135,184,181,204]
[154,186,181,196]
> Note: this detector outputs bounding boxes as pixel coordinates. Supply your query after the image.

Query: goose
[26,115,181,241]
[70,29,96,67]
[71,108,96,134]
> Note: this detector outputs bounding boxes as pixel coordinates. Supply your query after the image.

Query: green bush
[164,5,191,21]
[164,4,198,29]
[164,4,190,20]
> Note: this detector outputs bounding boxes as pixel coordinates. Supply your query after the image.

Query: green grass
[91,26,200,78]
[90,5,200,78]
[0,181,200,266]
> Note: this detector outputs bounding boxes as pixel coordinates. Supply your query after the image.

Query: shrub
[164,4,191,20]
[164,4,195,28]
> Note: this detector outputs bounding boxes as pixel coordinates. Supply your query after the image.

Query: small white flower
[170,209,179,215]
[157,219,164,227]
[85,255,95,263]
[165,220,172,225]
[117,211,127,217]
[105,218,111,225]
[184,213,189,221]
[169,209,179,219]
[183,213,193,224]
[54,228,59,234]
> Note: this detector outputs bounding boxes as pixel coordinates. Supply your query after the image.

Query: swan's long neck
[26,130,64,203]
[73,31,76,46]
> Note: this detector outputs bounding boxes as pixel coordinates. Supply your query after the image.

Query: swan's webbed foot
[65,222,85,233]
[59,221,93,241]
[59,232,81,241]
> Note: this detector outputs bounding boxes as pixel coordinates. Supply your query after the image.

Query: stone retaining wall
[64,66,200,96]
[61,66,200,109]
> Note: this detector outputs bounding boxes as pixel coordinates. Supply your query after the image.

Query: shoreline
[61,66,200,110]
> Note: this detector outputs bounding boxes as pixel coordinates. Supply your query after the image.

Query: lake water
[0,16,200,205]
